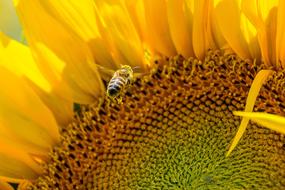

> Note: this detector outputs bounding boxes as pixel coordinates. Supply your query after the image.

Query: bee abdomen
[107,85,121,97]
[107,77,126,97]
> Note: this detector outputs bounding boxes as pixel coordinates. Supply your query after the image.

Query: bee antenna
[132,66,141,72]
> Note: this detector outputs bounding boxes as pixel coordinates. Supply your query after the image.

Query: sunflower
[1,0,285,189]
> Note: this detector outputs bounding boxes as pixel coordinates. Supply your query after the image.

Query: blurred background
[0,0,22,41]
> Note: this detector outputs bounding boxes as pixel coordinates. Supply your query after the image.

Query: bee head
[119,65,133,78]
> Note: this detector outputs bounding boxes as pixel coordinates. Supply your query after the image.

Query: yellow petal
[192,0,215,59]
[210,0,227,50]
[0,33,73,125]
[215,0,253,59]
[124,0,147,43]
[144,0,176,56]
[264,7,278,67]
[0,152,39,180]
[27,81,73,126]
[276,0,285,67]
[14,0,105,104]
[39,0,99,42]
[0,0,22,41]
[95,1,146,70]
[0,67,59,151]
[226,70,273,156]
[124,0,156,67]
[0,134,49,180]
[0,180,13,190]
[233,111,285,134]
[241,0,278,66]
[18,180,32,190]
[36,0,116,72]
[34,42,104,104]
[0,67,61,180]
[0,32,50,92]
[166,0,194,58]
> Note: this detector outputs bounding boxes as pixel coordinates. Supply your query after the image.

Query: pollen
[29,50,285,189]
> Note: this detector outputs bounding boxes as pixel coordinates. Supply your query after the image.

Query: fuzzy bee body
[106,65,134,102]
[107,75,127,97]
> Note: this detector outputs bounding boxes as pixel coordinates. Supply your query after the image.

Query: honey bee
[106,65,134,103]
[96,64,145,103]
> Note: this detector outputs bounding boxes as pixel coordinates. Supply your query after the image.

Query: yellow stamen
[233,111,285,134]
[226,69,273,157]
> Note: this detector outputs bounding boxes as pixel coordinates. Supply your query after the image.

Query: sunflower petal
[35,0,116,72]
[124,0,156,67]
[14,0,105,104]
[0,133,50,180]
[215,0,255,59]
[241,0,278,66]
[0,32,50,92]
[95,1,145,69]
[0,180,13,190]
[0,67,59,151]
[0,152,39,180]
[0,33,73,126]
[226,70,272,156]
[209,0,228,50]
[233,111,285,134]
[39,0,99,41]
[124,0,147,43]
[17,180,32,190]
[25,79,73,126]
[192,0,213,59]
[276,0,285,67]
[0,67,62,180]
[35,42,104,104]
[143,0,176,56]
[166,0,193,58]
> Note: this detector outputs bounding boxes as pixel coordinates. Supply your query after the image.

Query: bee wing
[132,66,151,79]
[133,72,149,78]
[95,64,115,81]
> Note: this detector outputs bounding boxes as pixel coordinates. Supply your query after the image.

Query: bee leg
[92,97,105,118]
[105,98,112,116]
[116,96,123,104]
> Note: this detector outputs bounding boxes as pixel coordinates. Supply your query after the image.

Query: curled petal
[233,111,285,134]
[227,70,273,156]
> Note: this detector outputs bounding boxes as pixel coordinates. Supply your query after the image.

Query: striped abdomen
[107,75,127,98]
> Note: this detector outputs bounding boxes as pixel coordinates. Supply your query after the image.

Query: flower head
[1,0,285,189]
